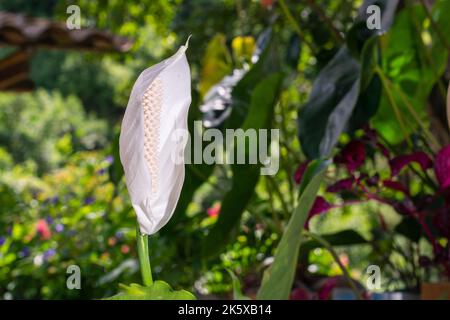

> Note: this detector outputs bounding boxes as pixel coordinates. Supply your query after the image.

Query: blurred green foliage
[0,0,449,300]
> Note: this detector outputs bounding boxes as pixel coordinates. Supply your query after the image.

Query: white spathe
[119,40,191,235]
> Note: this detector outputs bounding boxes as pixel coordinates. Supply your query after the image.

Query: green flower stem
[136,225,153,286]
[303,230,363,300]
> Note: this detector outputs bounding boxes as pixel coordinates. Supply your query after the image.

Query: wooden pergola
[0,11,133,92]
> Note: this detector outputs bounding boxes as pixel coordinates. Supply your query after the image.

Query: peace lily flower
[119,38,192,236]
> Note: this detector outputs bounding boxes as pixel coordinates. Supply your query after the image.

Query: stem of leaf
[278,0,317,54]
[375,66,413,148]
[136,225,153,286]
[385,74,441,151]
[305,0,344,44]
[418,0,450,51]
[267,175,291,216]
[303,231,363,300]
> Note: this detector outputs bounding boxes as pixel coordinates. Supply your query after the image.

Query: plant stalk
[304,231,363,300]
[136,225,153,286]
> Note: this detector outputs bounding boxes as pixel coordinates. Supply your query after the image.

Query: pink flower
[120,245,130,254]
[36,219,51,240]
[434,145,450,190]
[326,177,355,193]
[334,140,366,173]
[389,152,432,177]
[294,161,310,184]
[207,203,221,218]
[305,196,333,229]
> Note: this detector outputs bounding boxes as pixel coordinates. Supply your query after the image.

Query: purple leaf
[389,152,432,177]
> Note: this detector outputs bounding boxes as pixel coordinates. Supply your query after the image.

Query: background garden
[0,0,449,300]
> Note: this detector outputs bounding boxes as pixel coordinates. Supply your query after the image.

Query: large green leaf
[298,0,398,159]
[105,281,196,300]
[257,159,329,300]
[202,73,283,257]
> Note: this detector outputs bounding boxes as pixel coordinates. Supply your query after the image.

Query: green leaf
[299,230,368,261]
[395,217,422,242]
[227,270,251,300]
[202,73,283,258]
[257,159,329,300]
[199,34,233,97]
[105,281,196,300]
[371,4,448,144]
[298,47,361,159]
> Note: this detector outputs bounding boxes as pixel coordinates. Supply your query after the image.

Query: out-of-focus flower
[389,151,432,177]
[97,168,106,175]
[305,196,333,229]
[33,254,44,266]
[339,254,349,267]
[334,140,366,173]
[119,38,192,235]
[115,231,124,239]
[19,247,30,258]
[36,219,51,240]
[261,0,275,9]
[43,249,56,261]
[45,216,54,225]
[55,223,64,233]
[294,161,310,184]
[434,145,450,190]
[105,155,114,164]
[108,237,117,246]
[84,197,95,205]
[207,203,221,218]
[121,244,130,254]
[326,177,355,193]
[0,236,6,246]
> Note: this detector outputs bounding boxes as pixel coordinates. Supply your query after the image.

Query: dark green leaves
[298,0,399,159]
[298,48,361,159]
[257,159,329,300]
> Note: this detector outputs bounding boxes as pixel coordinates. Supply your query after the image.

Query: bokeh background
[0,0,449,300]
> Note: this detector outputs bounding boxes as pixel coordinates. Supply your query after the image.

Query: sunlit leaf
[257,159,329,300]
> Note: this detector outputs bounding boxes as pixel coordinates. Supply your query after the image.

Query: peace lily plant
[108,38,195,300]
